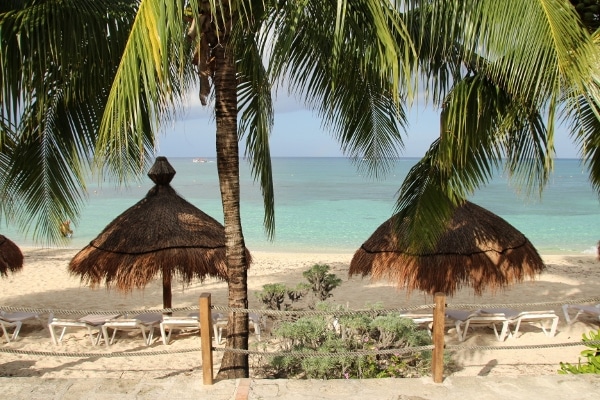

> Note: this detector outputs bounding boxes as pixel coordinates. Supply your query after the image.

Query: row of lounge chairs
[2,303,599,345]
[444,309,559,341]
[0,310,263,346]
[402,303,600,342]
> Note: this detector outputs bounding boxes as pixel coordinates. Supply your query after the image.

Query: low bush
[259,304,432,379]
[253,265,435,379]
[559,329,600,374]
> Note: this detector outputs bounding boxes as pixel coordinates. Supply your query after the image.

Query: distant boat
[192,158,208,163]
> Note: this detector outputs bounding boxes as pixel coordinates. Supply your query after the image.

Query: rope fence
[0,347,199,357]
[2,293,600,384]
[2,340,600,358]
[3,295,599,316]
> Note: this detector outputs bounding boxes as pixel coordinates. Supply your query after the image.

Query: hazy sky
[155,91,580,159]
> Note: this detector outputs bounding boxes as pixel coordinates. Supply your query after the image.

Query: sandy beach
[0,248,599,380]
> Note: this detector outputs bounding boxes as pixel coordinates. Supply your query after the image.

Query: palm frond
[568,82,600,194]
[392,141,458,251]
[265,0,413,177]
[236,27,276,239]
[96,0,196,181]
[0,0,139,244]
[563,28,600,195]
[3,97,93,245]
[395,73,551,250]
[408,0,595,107]
[392,0,596,250]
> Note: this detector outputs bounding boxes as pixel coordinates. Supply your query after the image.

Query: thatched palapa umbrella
[69,156,251,309]
[349,201,544,296]
[0,235,23,277]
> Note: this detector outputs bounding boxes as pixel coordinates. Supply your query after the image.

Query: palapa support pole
[200,293,214,385]
[432,292,446,383]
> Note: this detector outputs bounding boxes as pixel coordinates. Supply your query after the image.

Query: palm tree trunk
[213,40,250,379]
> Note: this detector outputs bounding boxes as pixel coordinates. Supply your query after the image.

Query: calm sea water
[4,157,599,255]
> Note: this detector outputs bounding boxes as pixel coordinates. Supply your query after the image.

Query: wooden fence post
[199,293,214,385]
[432,292,446,383]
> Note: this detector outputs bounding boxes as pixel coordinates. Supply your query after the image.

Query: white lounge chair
[0,310,42,343]
[562,303,600,324]
[101,312,163,347]
[502,309,559,338]
[48,313,121,346]
[160,312,224,345]
[445,309,510,341]
[212,312,263,344]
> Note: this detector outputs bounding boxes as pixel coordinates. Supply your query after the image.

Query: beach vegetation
[302,264,343,302]
[256,264,340,311]
[256,283,311,311]
[559,329,600,374]
[256,283,288,311]
[258,309,433,379]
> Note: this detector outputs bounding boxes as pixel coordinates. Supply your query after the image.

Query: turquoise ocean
[4,157,599,255]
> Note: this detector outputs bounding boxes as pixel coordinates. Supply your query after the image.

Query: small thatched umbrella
[349,201,545,296]
[69,156,251,309]
[0,235,23,277]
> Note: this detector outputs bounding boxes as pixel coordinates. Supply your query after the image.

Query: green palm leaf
[0,0,137,243]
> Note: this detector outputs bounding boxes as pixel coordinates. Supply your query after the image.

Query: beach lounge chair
[159,312,225,345]
[211,312,263,344]
[101,312,163,347]
[444,310,477,341]
[48,313,121,346]
[562,303,600,324]
[0,310,42,343]
[502,309,559,338]
[445,309,510,341]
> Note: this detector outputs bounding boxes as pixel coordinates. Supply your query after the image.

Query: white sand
[0,248,599,379]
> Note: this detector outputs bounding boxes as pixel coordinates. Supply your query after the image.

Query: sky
[155,90,581,159]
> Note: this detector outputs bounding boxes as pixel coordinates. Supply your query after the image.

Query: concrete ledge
[1,374,599,399]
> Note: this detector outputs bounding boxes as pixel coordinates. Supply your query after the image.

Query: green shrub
[253,267,434,379]
[260,309,433,379]
[302,264,342,302]
[275,315,331,349]
[370,314,431,349]
[287,283,311,304]
[256,283,287,310]
[254,264,339,311]
[559,329,600,374]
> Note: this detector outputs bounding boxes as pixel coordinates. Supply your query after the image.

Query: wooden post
[199,293,214,385]
[432,292,446,383]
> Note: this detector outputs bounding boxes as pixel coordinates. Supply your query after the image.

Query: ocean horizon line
[177,155,588,161]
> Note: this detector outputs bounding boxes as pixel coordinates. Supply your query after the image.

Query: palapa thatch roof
[349,201,545,296]
[69,156,251,308]
[0,235,23,277]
